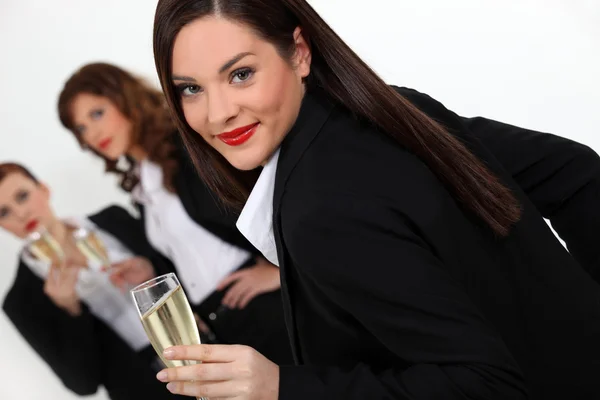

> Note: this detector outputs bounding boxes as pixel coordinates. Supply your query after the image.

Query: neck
[128,145,148,162]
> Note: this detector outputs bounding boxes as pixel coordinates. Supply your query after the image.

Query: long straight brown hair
[153,0,521,236]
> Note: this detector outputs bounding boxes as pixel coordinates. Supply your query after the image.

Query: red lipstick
[98,138,112,150]
[25,220,39,232]
[217,123,259,146]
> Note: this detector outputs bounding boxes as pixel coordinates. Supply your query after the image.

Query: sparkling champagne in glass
[25,227,65,266]
[131,273,206,400]
[73,227,110,271]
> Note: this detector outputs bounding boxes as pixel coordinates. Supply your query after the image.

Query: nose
[82,123,103,146]
[206,89,239,127]
[13,205,30,221]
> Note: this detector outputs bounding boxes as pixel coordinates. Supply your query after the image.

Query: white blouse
[237,149,280,267]
[21,216,150,351]
[133,159,251,305]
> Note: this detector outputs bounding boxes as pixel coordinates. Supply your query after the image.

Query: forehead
[172,17,264,76]
[70,93,110,123]
[0,173,34,203]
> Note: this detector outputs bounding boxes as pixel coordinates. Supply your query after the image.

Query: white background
[0,0,598,399]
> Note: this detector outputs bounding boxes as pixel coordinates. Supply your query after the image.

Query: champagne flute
[73,227,111,271]
[131,273,207,400]
[26,227,65,267]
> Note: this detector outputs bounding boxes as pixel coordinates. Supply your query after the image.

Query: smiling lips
[217,123,259,146]
[98,138,112,150]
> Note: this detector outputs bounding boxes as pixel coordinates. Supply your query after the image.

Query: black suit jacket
[274,87,600,399]
[461,115,600,280]
[2,205,183,400]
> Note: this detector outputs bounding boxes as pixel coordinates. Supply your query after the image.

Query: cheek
[117,116,133,142]
[0,220,23,237]
[259,68,295,114]
[262,68,301,127]
[183,103,213,143]
[103,109,132,143]
[30,193,50,217]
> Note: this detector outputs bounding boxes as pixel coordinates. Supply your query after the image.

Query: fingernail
[156,370,167,381]
[166,382,176,392]
[163,348,175,358]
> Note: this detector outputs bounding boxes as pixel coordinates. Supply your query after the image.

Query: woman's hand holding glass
[157,344,279,400]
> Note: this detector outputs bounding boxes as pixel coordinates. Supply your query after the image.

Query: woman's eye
[177,84,202,97]
[91,109,104,119]
[231,68,254,84]
[15,190,29,203]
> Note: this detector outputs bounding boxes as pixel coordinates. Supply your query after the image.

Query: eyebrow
[172,52,255,82]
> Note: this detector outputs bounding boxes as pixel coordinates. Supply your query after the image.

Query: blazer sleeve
[461,116,600,279]
[279,191,526,400]
[395,86,600,281]
[2,263,102,395]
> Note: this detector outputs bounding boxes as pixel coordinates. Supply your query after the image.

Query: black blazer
[275,87,600,399]
[2,205,183,400]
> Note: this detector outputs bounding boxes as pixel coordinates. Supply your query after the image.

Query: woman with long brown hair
[149,0,600,399]
[57,62,293,364]
[0,162,184,400]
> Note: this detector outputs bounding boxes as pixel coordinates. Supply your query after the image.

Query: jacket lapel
[88,206,146,254]
[272,89,335,363]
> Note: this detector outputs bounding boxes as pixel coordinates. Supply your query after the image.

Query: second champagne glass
[73,227,111,271]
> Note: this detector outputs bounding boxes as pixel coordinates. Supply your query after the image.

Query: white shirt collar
[236,149,280,266]
[132,159,163,204]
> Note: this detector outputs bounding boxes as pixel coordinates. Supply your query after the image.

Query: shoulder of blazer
[87,204,141,240]
[3,259,45,317]
[86,204,162,260]
[288,94,444,192]
[88,204,133,223]
[276,88,459,237]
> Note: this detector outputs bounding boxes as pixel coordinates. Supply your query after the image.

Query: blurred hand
[157,344,279,400]
[216,258,280,309]
[44,263,81,316]
[106,257,155,291]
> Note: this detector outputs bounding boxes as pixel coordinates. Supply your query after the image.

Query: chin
[107,149,124,160]
[225,152,266,171]
[229,158,260,171]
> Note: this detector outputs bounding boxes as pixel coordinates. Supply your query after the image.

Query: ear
[292,26,311,80]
